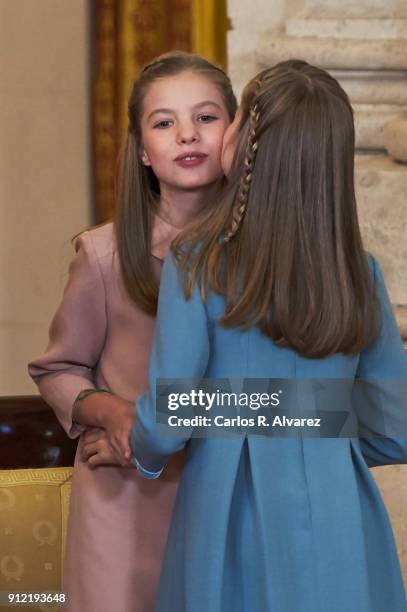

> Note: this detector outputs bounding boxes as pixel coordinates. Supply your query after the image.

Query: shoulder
[74,222,115,262]
[365,253,389,296]
[365,252,378,274]
[364,252,386,292]
[69,222,117,289]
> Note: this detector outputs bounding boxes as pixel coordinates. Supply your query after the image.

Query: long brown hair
[174,59,380,358]
[115,51,237,315]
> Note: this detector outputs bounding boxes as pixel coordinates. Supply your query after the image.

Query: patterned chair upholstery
[0,397,76,611]
[0,468,72,609]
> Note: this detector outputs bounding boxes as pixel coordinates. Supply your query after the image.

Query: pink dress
[28,218,182,612]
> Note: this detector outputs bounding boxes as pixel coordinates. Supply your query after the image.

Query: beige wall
[0,0,92,394]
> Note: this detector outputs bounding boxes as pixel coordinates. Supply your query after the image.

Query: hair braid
[223,104,260,242]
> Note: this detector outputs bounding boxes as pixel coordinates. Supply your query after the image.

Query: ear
[140,147,151,167]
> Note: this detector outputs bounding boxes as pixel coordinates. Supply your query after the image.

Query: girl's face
[140,71,230,194]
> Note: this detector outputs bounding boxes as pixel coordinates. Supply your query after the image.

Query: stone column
[258,0,407,153]
[250,0,407,335]
[227,0,288,96]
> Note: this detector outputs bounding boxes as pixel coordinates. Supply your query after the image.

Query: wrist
[73,388,112,429]
[75,388,110,403]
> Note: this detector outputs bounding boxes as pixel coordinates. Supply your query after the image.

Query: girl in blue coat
[130,60,407,612]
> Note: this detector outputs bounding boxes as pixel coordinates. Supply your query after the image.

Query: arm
[28,232,132,460]
[131,253,210,478]
[356,257,407,467]
[28,232,105,437]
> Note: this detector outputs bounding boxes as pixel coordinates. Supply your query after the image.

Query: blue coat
[131,254,407,612]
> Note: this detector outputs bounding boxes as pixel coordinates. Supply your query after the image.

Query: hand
[74,392,136,463]
[81,428,133,469]
[100,396,135,462]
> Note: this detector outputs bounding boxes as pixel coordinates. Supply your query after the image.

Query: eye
[197,114,219,123]
[153,119,173,129]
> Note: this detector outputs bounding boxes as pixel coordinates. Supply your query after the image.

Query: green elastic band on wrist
[75,388,111,403]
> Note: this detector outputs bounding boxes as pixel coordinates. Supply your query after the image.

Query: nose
[176,121,200,145]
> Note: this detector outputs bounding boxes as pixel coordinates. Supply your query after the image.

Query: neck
[157,182,220,229]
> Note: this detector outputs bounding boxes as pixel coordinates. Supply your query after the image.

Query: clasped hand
[81,396,136,469]
[81,428,133,469]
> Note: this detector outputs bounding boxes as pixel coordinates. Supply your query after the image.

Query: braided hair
[223,104,260,242]
[173,59,381,359]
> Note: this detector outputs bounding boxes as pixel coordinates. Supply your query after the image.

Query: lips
[174,152,208,168]
[174,151,207,161]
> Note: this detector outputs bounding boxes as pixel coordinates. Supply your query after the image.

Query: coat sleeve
[131,253,210,478]
[356,257,407,467]
[28,232,107,438]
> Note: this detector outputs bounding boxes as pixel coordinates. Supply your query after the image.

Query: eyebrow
[147,100,223,121]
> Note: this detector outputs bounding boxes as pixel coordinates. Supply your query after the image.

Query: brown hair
[174,59,380,358]
[115,51,237,315]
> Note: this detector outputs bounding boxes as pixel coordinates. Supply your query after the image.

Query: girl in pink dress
[28,51,237,612]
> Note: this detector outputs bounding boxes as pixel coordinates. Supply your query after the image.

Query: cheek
[221,129,231,159]
[209,123,230,160]
[221,120,236,154]
[142,137,172,168]
[221,140,234,177]
[221,122,240,176]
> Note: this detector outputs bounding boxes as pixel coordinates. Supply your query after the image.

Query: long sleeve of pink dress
[28,218,182,612]
[29,230,106,437]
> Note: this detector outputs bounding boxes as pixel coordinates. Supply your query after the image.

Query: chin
[177,176,219,191]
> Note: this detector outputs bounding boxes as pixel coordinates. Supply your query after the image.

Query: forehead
[142,71,225,114]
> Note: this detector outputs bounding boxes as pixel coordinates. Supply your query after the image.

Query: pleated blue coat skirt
[132,255,407,612]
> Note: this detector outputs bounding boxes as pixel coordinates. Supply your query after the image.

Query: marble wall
[228,1,407,321]
[0,0,92,394]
